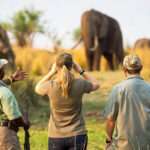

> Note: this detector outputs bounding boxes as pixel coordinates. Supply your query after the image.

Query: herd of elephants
[0,9,150,71]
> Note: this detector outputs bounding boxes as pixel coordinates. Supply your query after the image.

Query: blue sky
[0,0,150,48]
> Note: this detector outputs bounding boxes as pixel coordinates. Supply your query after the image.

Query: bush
[14,46,56,75]
[12,46,150,110]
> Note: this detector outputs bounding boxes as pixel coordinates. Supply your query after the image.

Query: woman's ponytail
[60,65,74,98]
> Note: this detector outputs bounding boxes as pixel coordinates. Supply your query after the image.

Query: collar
[0,80,8,87]
[127,74,144,80]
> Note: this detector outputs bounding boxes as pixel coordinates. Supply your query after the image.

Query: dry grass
[11,46,150,150]
[13,46,119,75]
[12,46,150,80]
[13,46,56,75]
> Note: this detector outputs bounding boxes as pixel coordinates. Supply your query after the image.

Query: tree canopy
[1,8,44,47]
[72,27,81,42]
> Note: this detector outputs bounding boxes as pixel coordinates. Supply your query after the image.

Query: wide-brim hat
[0,59,8,69]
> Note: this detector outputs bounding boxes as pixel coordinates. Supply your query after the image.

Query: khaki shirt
[105,75,150,150]
[36,78,92,138]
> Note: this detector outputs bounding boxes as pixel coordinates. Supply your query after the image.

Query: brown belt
[0,120,18,132]
[0,120,9,127]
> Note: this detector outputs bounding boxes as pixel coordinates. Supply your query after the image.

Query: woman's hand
[73,62,82,73]
[11,69,28,82]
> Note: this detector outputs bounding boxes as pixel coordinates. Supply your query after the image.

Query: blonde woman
[35,53,99,150]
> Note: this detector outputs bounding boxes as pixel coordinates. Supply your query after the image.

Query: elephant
[80,9,124,71]
[0,25,15,68]
[134,38,150,50]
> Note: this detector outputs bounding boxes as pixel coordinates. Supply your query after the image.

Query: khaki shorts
[0,127,21,150]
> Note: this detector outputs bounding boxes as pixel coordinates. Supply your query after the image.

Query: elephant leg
[103,53,114,70]
[85,49,94,71]
[116,41,124,66]
[93,47,101,71]
[84,36,95,71]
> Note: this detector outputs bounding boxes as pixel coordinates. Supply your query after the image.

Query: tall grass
[11,46,150,149]
[13,46,117,75]
[14,46,56,75]
[13,46,150,78]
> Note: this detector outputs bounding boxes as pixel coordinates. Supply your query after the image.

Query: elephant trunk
[71,38,82,49]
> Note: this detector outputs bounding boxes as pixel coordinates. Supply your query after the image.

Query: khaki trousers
[0,127,21,150]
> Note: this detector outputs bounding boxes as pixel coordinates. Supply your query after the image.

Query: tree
[0,25,15,68]
[72,27,81,42]
[47,30,62,53]
[71,27,82,49]
[2,8,44,47]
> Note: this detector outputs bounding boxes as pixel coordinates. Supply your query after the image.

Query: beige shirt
[36,78,92,138]
[105,75,150,150]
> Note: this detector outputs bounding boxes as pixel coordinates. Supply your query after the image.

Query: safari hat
[0,59,8,69]
[123,54,142,70]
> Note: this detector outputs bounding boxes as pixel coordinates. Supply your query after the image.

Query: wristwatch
[106,138,112,144]
[79,69,85,75]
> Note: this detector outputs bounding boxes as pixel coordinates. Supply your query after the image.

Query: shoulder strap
[0,80,8,87]
[0,80,7,116]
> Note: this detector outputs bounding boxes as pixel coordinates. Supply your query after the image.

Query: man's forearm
[106,117,115,140]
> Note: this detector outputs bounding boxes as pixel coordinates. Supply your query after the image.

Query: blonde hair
[56,53,74,98]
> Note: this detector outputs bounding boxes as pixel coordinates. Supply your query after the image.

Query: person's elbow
[92,83,100,91]
[35,85,44,96]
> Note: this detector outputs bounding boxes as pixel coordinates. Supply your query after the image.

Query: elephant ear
[99,17,109,38]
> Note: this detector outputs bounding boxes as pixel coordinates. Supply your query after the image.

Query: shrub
[14,46,56,75]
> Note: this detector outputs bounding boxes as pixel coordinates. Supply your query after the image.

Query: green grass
[16,70,150,149]
[16,70,133,150]
[19,129,48,150]
[18,119,106,150]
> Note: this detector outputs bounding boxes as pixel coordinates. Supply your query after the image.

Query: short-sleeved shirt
[105,75,150,150]
[0,81,22,122]
[36,78,92,138]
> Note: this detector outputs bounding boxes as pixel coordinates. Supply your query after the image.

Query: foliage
[11,79,40,107]
[72,27,81,42]
[2,8,44,47]
[13,46,150,76]
[14,46,56,75]
[10,46,150,149]
[18,119,106,150]
[47,29,63,52]
[15,70,124,150]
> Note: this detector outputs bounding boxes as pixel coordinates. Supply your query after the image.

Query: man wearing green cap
[0,59,29,150]
[105,54,150,150]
